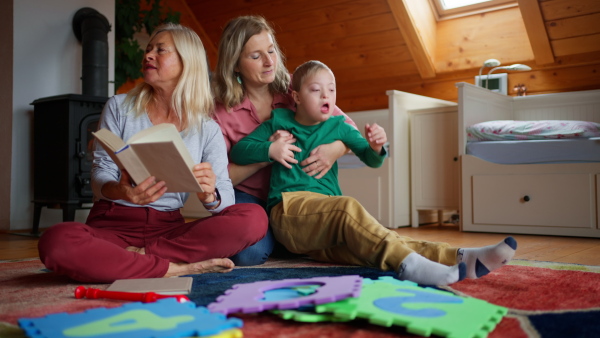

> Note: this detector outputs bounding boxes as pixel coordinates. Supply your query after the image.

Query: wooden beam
[517,0,555,65]
[386,0,436,79]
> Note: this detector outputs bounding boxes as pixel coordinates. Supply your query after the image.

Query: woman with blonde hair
[212,16,356,265]
[38,23,268,283]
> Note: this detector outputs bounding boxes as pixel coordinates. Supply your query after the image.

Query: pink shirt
[213,89,356,201]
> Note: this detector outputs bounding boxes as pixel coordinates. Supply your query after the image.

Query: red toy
[74,286,190,303]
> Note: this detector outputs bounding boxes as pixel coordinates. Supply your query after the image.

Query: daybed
[457,82,600,238]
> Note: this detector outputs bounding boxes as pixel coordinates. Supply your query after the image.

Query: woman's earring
[236,74,242,85]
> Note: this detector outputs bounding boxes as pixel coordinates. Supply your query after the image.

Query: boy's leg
[269,192,457,270]
[457,237,518,278]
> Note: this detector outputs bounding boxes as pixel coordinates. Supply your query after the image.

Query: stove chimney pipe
[72,8,111,97]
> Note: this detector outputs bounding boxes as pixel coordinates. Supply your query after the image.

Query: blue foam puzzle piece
[261,285,320,301]
[262,288,302,301]
[18,298,242,338]
[262,285,322,312]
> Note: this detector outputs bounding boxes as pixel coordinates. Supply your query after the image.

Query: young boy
[230,60,517,285]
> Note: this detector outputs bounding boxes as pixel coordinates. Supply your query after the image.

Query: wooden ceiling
[169,0,600,112]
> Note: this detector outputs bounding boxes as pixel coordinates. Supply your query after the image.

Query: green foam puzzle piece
[271,308,351,323]
[315,279,507,338]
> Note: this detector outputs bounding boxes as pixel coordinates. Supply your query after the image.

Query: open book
[92,123,203,192]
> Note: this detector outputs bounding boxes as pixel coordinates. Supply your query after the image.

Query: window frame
[429,0,518,20]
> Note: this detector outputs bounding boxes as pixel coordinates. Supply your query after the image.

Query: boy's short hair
[291,60,334,92]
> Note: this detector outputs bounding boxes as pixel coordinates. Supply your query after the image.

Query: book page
[93,129,128,170]
[92,128,126,153]
[93,124,203,193]
[129,123,196,170]
[115,146,152,185]
[128,123,178,143]
[130,142,203,192]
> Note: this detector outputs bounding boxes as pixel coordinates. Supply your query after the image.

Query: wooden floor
[2,224,600,265]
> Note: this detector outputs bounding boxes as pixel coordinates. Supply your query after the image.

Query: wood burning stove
[31,95,108,234]
[30,8,111,234]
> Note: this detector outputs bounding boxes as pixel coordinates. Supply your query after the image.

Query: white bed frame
[457,82,600,238]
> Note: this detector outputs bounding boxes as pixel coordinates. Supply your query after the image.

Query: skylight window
[430,0,517,20]
[441,0,492,10]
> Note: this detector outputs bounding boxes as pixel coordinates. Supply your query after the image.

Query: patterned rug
[1,258,599,337]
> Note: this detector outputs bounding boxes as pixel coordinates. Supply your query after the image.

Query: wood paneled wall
[150,0,600,112]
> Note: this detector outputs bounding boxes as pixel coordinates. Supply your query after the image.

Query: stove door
[77,113,100,197]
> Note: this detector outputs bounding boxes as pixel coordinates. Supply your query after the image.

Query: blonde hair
[125,23,213,132]
[212,15,290,110]
[291,60,334,92]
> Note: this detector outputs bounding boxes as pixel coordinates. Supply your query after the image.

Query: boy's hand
[269,130,296,143]
[365,123,387,154]
[269,138,301,169]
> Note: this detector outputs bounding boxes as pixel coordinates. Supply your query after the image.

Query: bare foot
[126,246,146,255]
[164,258,235,278]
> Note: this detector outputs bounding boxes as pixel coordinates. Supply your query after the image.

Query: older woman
[212,16,356,265]
[37,23,268,283]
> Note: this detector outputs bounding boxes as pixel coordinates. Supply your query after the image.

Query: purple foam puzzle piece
[207,275,363,315]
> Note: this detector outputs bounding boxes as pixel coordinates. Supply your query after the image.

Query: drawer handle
[453,157,458,162]
[523,195,531,202]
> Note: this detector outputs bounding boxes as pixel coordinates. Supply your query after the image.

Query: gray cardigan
[91,94,233,213]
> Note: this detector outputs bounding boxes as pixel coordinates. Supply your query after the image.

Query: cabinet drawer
[472,174,595,228]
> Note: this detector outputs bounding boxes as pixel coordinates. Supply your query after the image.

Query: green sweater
[230,108,387,211]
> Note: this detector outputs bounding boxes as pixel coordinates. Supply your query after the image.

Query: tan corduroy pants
[270,191,458,272]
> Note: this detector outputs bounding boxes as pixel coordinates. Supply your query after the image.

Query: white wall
[12,0,115,230]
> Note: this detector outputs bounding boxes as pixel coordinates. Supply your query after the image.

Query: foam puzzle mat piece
[271,308,351,323]
[208,275,362,315]
[261,285,320,303]
[203,328,243,338]
[315,279,507,338]
[271,278,407,324]
[262,288,304,301]
[18,298,243,338]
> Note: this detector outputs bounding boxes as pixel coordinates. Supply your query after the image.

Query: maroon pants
[38,200,268,283]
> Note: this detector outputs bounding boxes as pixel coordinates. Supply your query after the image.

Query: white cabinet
[338,90,457,229]
[410,107,459,227]
[338,109,394,227]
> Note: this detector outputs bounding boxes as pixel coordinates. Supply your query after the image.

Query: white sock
[397,252,466,286]
[457,236,517,279]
